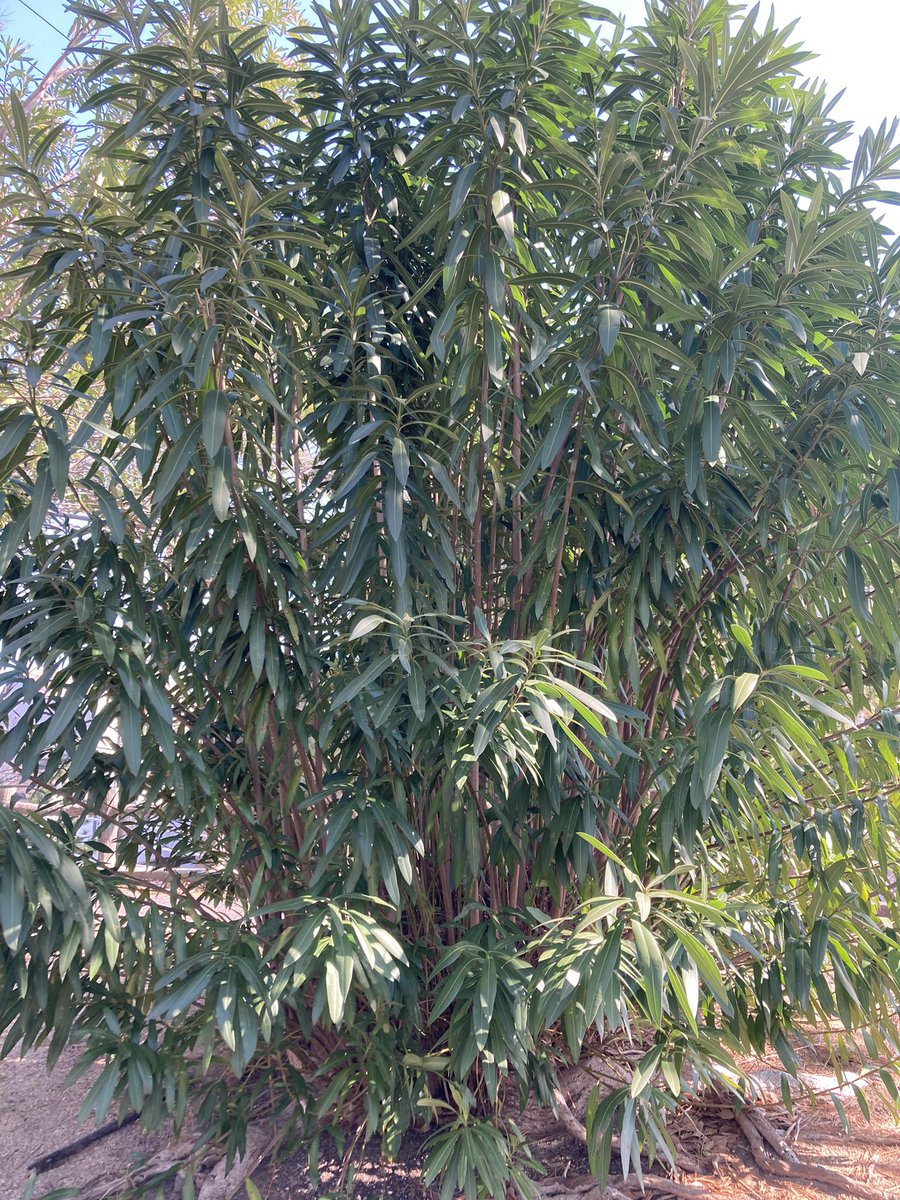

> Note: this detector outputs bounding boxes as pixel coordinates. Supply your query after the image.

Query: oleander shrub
[2,0,900,1194]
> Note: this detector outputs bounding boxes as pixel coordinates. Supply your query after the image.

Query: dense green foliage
[2,0,900,1194]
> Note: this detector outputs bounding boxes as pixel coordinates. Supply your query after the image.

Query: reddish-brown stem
[371,455,389,583]
[486,388,510,622]
[548,416,583,625]
[471,351,487,633]
[521,436,570,603]
[510,329,524,635]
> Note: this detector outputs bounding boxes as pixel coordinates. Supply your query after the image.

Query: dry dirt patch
[0,1044,166,1199]
[3,1040,900,1200]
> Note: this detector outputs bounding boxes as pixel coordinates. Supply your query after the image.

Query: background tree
[2,0,900,1195]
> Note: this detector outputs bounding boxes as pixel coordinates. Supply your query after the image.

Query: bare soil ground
[0,1043,167,1199]
[3,1039,900,1200]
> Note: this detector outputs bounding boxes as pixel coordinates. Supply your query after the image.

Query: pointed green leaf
[702,396,722,465]
[732,673,759,709]
[449,162,479,220]
[202,389,228,459]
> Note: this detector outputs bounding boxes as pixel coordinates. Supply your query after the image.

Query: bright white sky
[4,0,899,144]
[614,0,900,144]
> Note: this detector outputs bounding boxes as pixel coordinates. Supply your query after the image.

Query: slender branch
[16,26,90,118]
[548,414,583,624]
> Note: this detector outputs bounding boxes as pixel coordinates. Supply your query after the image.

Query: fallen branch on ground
[642,1177,711,1198]
[72,1145,197,1200]
[537,1170,711,1199]
[538,1177,628,1200]
[743,1106,799,1164]
[197,1120,274,1200]
[804,1129,900,1147]
[68,1111,280,1200]
[735,1105,884,1200]
[26,1112,139,1173]
[551,1085,593,1145]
